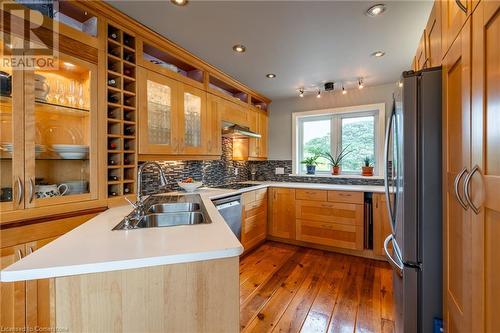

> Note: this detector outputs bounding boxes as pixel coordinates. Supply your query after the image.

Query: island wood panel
[55,257,239,333]
[240,242,394,333]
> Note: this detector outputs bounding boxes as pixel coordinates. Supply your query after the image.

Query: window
[292,104,385,176]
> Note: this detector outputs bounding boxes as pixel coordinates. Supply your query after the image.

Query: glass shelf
[1,95,90,116]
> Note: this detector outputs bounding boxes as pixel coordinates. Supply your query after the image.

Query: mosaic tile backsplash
[140,138,384,194]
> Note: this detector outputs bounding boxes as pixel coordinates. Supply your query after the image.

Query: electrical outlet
[275,167,285,175]
[234,168,238,175]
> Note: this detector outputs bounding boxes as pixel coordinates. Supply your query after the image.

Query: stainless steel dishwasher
[212,195,242,240]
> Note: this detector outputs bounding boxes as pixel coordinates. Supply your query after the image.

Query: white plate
[58,152,88,159]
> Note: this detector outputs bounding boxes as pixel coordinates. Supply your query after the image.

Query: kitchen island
[0,182,384,332]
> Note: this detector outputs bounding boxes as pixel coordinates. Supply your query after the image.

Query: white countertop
[0,181,384,282]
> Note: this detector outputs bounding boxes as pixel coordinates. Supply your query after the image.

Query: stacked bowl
[51,144,89,159]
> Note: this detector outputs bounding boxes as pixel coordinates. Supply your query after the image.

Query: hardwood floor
[240,241,395,333]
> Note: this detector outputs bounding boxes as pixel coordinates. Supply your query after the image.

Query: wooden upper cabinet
[426,1,442,67]
[178,84,207,155]
[470,2,500,332]
[442,0,471,57]
[415,30,428,70]
[268,188,295,239]
[206,94,222,156]
[443,17,472,333]
[249,110,268,160]
[0,245,26,329]
[138,68,180,155]
[220,99,248,127]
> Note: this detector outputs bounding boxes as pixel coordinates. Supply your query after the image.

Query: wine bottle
[124,126,135,135]
[109,141,118,150]
[109,191,118,197]
[124,187,130,194]
[109,31,118,40]
[108,78,117,87]
[109,158,116,165]
[123,68,132,77]
[124,98,133,107]
[124,157,130,165]
[109,175,119,181]
[108,93,119,103]
[123,53,134,62]
[124,112,133,121]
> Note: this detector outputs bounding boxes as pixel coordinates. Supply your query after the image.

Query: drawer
[295,189,327,201]
[295,200,363,226]
[242,211,267,249]
[327,191,364,204]
[241,190,256,204]
[296,219,363,250]
[244,199,267,218]
[254,188,267,202]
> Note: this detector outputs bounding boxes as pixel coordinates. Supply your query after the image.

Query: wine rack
[106,24,137,199]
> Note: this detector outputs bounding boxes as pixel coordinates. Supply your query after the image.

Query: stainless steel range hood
[222,123,261,139]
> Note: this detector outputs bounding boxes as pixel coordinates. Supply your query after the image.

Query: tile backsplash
[140,138,383,194]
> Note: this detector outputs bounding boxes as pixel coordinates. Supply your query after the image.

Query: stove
[211,183,262,190]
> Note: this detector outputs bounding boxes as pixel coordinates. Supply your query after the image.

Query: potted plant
[322,145,351,175]
[301,155,319,175]
[362,156,374,176]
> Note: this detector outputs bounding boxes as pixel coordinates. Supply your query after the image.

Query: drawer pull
[16,249,23,260]
[321,204,333,208]
[338,193,351,197]
[321,224,333,229]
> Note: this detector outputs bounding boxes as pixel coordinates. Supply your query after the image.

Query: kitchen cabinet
[441,0,471,57]
[426,1,442,67]
[249,109,268,160]
[0,39,99,213]
[138,68,180,155]
[414,30,428,70]
[372,193,392,257]
[138,68,211,157]
[219,98,248,127]
[241,188,267,252]
[469,2,500,332]
[206,94,222,156]
[0,238,56,330]
[268,188,296,239]
[443,17,472,333]
[295,191,364,251]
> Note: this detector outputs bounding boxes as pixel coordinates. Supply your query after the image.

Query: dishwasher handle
[216,201,241,210]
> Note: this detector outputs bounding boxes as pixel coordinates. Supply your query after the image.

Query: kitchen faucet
[125,162,168,224]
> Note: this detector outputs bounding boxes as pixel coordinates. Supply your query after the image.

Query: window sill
[289,173,384,180]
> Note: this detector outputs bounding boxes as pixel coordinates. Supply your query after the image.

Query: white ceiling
[107,0,432,100]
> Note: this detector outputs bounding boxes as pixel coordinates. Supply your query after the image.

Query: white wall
[267,82,396,160]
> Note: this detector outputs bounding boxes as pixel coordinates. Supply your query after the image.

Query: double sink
[113,194,211,230]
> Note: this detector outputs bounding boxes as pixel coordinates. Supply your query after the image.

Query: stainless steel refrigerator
[383,67,443,333]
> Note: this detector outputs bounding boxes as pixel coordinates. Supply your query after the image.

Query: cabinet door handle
[16,249,23,260]
[16,176,23,206]
[455,0,467,13]
[29,178,35,203]
[463,165,481,215]
[454,167,469,210]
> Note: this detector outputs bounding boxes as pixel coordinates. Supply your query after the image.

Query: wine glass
[77,83,85,109]
[68,80,76,107]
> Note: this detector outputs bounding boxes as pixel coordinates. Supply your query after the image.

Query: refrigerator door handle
[384,234,403,276]
[454,167,469,210]
[384,109,396,234]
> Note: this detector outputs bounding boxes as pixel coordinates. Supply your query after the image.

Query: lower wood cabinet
[241,189,267,252]
[0,211,98,331]
[295,199,364,250]
[0,238,55,330]
[372,193,392,257]
[268,188,296,239]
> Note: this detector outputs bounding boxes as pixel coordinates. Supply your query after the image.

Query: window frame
[292,103,385,176]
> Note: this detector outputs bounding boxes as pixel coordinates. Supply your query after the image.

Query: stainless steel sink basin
[135,212,206,228]
[147,202,200,214]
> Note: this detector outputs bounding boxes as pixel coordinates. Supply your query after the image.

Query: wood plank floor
[240,241,395,333]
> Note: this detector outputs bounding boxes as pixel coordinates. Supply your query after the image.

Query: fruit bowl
[177,181,203,192]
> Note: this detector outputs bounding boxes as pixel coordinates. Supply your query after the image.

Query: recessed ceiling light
[232,44,246,53]
[63,62,75,68]
[171,0,188,6]
[371,51,385,57]
[266,73,276,79]
[366,4,386,17]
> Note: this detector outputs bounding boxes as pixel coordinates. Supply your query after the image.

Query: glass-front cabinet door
[138,68,179,155]
[0,40,24,212]
[24,54,98,208]
[179,84,206,155]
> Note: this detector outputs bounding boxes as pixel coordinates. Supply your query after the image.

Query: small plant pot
[332,166,341,175]
[306,165,316,175]
[362,166,374,176]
